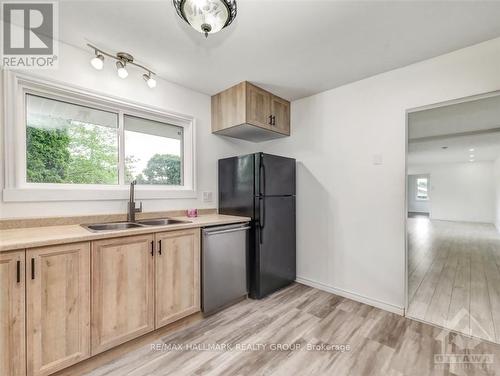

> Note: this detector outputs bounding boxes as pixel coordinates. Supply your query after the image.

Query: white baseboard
[295,276,405,316]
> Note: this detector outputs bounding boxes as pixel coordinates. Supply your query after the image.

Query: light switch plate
[373,154,383,165]
[202,191,214,203]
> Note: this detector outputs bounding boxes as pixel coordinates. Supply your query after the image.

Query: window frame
[3,71,196,202]
[415,176,429,201]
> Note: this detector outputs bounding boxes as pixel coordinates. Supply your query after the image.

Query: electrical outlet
[202,191,213,203]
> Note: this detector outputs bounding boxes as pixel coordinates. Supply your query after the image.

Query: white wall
[407,174,430,214]
[493,157,500,231]
[0,42,257,218]
[260,36,500,313]
[409,163,494,223]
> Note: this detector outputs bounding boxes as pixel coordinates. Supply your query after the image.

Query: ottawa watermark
[1,1,59,69]
[434,309,494,372]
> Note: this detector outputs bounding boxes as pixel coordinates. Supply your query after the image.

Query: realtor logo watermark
[434,309,494,372]
[1,1,58,68]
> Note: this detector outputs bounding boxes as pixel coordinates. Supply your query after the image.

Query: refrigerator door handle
[259,155,266,196]
[259,197,265,244]
[259,197,265,229]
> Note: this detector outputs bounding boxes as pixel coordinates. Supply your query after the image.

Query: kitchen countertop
[0,214,251,252]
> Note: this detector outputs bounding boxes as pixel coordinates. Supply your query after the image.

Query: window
[124,115,183,185]
[416,177,429,200]
[3,72,195,201]
[25,95,184,187]
[26,94,119,185]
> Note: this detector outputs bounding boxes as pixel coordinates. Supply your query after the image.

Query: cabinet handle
[16,260,21,283]
[150,241,154,256]
[31,258,35,280]
[272,115,276,126]
[158,240,162,255]
[268,115,273,125]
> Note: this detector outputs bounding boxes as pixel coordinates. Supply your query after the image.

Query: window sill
[2,186,197,202]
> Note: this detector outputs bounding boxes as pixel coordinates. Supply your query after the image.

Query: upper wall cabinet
[212,81,291,142]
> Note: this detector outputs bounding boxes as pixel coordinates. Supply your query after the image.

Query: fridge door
[251,195,296,299]
[255,153,296,197]
[218,154,255,218]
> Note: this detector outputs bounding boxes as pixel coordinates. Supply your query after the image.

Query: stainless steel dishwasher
[202,223,249,315]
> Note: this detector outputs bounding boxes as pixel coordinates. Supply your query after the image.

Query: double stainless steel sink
[82,218,190,233]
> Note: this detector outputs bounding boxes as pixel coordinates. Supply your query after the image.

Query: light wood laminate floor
[407,217,500,344]
[86,283,500,376]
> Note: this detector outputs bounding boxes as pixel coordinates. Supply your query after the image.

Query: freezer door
[255,153,296,197]
[219,154,255,218]
[251,196,296,299]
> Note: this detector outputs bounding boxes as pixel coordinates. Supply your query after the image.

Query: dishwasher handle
[204,226,250,236]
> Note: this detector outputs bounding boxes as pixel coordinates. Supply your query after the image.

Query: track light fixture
[87,44,157,88]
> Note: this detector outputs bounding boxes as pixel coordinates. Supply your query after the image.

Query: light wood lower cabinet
[3,228,202,375]
[155,229,200,328]
[0,251,26,376]
[26,242,90,376]
[91,234,155,355]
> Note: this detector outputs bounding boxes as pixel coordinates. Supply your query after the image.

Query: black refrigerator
[218,153,296,299]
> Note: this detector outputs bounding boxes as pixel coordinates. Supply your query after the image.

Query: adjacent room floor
[407,216,500,344]
[86,284,499,376]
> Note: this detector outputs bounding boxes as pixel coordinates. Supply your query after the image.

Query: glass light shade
[147,77,157,88]
[143,73,157,88]
[173,0,237,36]
[116,61,128,79]
[91,55,104,70]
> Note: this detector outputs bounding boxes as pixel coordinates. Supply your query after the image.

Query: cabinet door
[0,251,26,376]
[271,95,290,135]
[26,243,90,376]
[212,81,246,132]
[155,229,200,328]
[246,82,272,129]
[91,235,155,355]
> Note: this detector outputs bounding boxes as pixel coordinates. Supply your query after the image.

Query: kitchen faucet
[128,180,143,222]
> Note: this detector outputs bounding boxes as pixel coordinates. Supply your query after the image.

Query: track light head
[143,73,157,88]
[116,60,128,79]
[90,53,104,70]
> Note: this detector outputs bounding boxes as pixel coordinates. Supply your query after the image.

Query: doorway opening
[405,92,500,344]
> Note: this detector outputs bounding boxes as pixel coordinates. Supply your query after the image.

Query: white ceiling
[57,0,500,100]
[408,94,500,165]
[408,132,500,165]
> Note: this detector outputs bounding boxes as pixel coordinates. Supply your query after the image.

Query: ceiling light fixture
[469,154,475,158]
[173,0,237,38]
[469,148,475,152]
[87,44,157,88]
